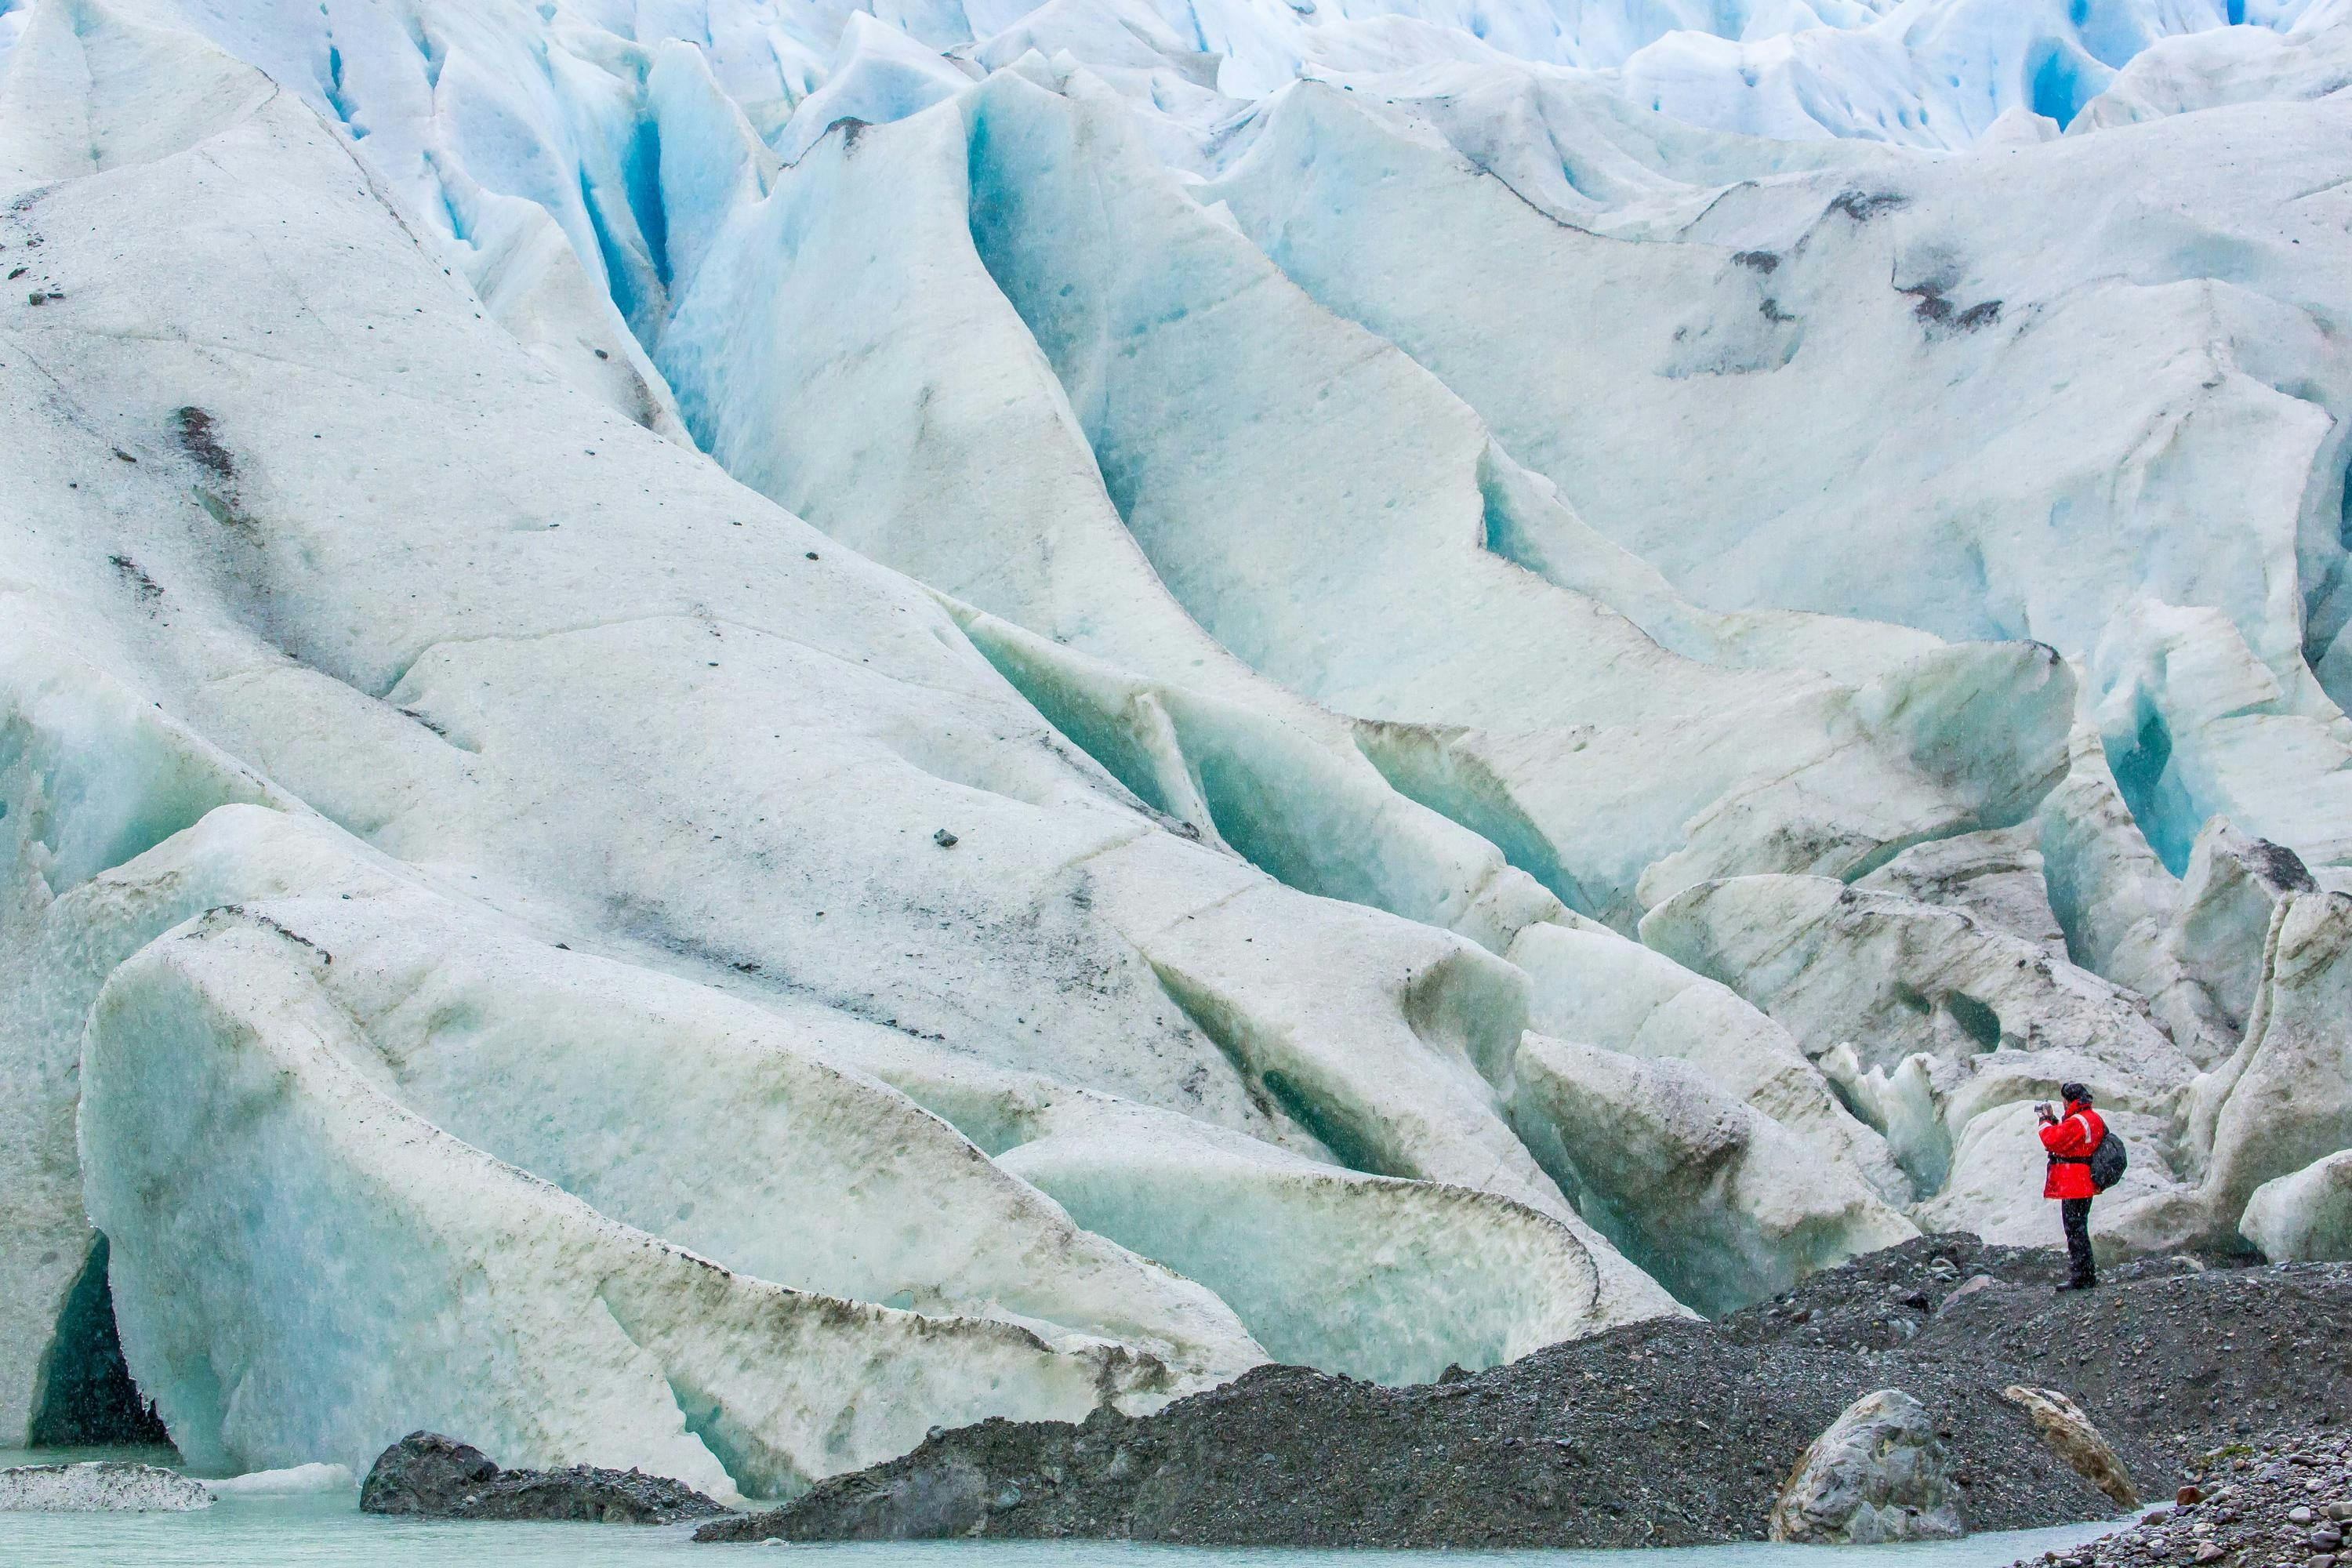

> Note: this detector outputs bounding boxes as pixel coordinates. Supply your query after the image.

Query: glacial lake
[0,1447,2136,1568]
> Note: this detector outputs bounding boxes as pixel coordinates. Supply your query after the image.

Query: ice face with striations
[2,0,2350,1499]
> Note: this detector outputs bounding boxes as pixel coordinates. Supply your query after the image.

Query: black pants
[2060,1196,2096,1285]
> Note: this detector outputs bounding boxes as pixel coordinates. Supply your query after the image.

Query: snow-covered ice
[3,0,2350,1495]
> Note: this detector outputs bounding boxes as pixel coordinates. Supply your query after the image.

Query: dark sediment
[360,1431,729,1524]
[699,1238,2352,1548]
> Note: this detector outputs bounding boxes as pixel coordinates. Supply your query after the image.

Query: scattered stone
[359,1432,730,1524]
[0,1461,213,1512]
[1769,1388,1966,1544]
[932,829,958,848]
[1942,1274,2003,1314]
[2006,1432,2352,1568]
[2003,1386,2139,1508]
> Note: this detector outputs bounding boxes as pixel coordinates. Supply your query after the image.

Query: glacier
[2,0,2350,1502]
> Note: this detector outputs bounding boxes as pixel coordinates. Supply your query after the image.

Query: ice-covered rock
[0,1461,212,1513]
[1769,1388,1965,1544]
[2162,822,2318,1050]
[2240,1149,2352,1261]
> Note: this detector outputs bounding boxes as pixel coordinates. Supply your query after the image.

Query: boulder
[0,1461,212,1512]
[358,1432,498,1515]
[1999,1386,2137,1508]
[359,1431,730,1524]
[1769,1388,1965,1544]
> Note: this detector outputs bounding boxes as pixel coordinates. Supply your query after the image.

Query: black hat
[2060,1082,2092,1105]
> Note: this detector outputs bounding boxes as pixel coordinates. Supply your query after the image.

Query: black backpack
[2089,1124,2128,1192]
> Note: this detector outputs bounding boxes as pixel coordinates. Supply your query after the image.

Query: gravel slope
[700,1239,2352,1547]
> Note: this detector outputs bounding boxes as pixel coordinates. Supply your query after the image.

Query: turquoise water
[0,1450,2134,1567]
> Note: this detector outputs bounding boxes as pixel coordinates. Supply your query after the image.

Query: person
[2037,1083,2105,1290]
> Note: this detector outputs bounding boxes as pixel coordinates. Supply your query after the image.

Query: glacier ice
[1511,1032,1916,1316]
[2240,1149,2352,1262]
[1856,827,2069,962]
[2,0,2350,1498]
[993,1098,1635,1384]
[82,910,1195,1496]
[1640,875,2196,1091]
[1508,916,1912,1205]
[2194,890,2352,1232]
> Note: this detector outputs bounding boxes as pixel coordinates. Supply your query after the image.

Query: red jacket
[2040,1102,2106,1200]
